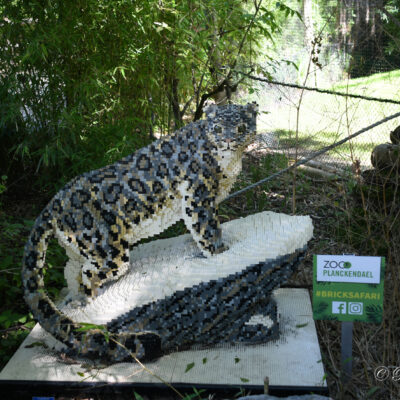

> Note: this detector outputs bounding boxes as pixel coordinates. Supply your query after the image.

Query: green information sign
[313,255,385,323]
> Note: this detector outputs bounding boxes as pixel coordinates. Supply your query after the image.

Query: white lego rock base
[0,211,326,389]
[0,289,326,388]
[61,211,313,325]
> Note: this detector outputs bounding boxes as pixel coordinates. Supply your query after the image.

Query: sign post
[312,255,385,383]
[341,321,353,383]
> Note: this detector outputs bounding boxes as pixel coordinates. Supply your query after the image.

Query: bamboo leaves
[0,0,293,188]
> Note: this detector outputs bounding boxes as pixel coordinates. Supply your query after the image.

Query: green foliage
[380,1,400,61]
[183,388,206,400]
[0,175,7,209]
[366,304,383,324]
[0,214,32,368]
[0,213,67,369]
[339,176,400,255]
[0,217,32,308]
[0,175,6,195]
[185,361,195,373]
[226,153,288,214]
[134,392,145,400]
[0,0,293,191]
[43,239,68,298]
[313,301,329,318]
[0,324,32,368]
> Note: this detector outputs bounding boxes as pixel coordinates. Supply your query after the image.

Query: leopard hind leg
[80,234,131,297]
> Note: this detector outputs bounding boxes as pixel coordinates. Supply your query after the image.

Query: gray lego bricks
[52,211,312,359]
[21,103,260,362]
[0,212,325,389]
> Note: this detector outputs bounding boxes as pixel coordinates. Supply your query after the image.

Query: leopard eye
[214,125,222,134]
[238,124,247,134]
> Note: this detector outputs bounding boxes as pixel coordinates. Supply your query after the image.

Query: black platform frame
[0,380,329,399]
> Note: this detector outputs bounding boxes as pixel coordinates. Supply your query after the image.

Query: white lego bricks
[0,289,326,388]
[0,211,326,389]
[61,211,313,325]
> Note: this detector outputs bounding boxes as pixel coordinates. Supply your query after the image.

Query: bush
[0,0,292,191]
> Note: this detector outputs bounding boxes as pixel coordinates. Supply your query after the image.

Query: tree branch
[192,0,263,120]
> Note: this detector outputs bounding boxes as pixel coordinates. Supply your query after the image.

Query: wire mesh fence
[247,0,400,174]
[254,80,400,171]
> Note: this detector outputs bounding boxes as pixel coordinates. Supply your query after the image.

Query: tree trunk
[302,0,314,53]
[170,77,183,129]
[337,0,352,53]
[349,0,384,77]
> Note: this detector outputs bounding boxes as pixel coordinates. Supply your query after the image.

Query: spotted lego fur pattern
[22,103,258,362]
[104,248,306,360]
[64,246,305,362]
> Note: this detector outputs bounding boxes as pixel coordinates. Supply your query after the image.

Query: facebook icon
[332,301,347,314]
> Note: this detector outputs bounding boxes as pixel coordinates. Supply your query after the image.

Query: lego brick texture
[0,289,327,388]
[61,211,312,356]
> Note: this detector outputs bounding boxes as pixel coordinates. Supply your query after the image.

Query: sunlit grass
[253,69,400,167]
[276,129,378,163]
[333,69,400,99]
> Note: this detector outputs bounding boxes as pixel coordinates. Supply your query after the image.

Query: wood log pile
[362,125,400,185]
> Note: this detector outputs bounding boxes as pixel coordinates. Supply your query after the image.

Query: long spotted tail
[22,205,161,362]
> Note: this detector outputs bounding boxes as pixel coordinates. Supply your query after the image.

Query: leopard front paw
[212,243,229,254]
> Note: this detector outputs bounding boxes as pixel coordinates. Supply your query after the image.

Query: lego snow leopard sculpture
[22,102,258,362]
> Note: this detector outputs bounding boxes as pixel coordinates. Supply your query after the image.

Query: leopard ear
[246,102,259,113]
[205,104,218,119]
